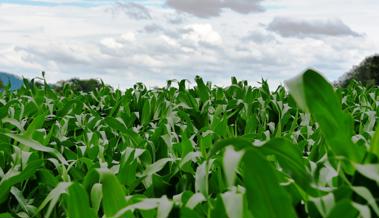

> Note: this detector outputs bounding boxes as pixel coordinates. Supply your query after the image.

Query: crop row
[0,70,378,217]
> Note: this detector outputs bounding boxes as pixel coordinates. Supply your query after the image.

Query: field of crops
[0,69,378,218]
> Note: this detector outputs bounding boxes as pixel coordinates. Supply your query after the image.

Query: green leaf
[243,149,297,218]
[210,137,252,158]
[97,169,128,218]
[66,183,97,218]
[286,69,363,162]
[0,160,43,204]
[259,138,311,192]
[310,193,335,217]
[370,125,379,158]
[10,187,32,215]
[142,158,174,188]
[38,182,71,218]
[157,195,173,218]
[0,213,14,218]
[195,161,212,197]
[354,163,379,182]
[90,183,103,214]
[223,146,245,187]
[24,112,47,138]
[2,117,25,132]
[114,196,173,218]
[221,191,244,218]
[326,199,359,218]
[141,99,151,126]
[352,202,371,218]
[351,186,379,216]
[186,193,206,209]
[143,158,174,176]
[195,76,210,103]
[105,117,127,132]
[4,133,67,165]
[284,74,308,112]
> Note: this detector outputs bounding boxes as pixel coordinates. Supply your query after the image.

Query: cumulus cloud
[182,24,223,46]
[165,0,264,18]
[267,17,362,38]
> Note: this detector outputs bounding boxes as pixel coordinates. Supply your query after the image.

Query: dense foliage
[338,55,379,87]
[0,70,378,218]
[54,78,106,93]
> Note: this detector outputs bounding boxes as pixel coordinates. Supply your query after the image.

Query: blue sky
[0,0,99,6]
[0,0,378,88]
[0,0,163,7]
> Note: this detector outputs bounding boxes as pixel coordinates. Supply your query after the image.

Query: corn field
[0,69,378,218]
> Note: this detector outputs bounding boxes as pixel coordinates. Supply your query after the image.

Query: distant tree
[337,55,379,87]
[0,80,3,90]
[55,78,105,93]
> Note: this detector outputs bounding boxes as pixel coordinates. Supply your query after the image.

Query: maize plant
[0,69,378,218]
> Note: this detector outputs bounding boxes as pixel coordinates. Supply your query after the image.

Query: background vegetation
[338,54,379,87]
[54,78,106,93]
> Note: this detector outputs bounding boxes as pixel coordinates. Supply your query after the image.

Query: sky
[0,0,378,89]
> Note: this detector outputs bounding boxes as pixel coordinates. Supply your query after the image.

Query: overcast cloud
[0,0,378,89]
[166,0,264,18]
[267,17,361,38]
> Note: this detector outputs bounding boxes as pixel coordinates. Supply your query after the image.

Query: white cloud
[160,35,179,47]
[101,38,124,49]
[182,23,223,46]
[120,32,136,42]
[0,1,378,89]
[100,32,135,49]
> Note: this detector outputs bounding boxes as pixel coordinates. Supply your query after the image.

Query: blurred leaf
[326,200,359,218]
[260,138,311,192]
[286,69,363,162]
[0,213,14,218]
[221,191,244,218]
[355,163,379,182]
[195,162,209,197]
[186,193,206,209]
[243,150,297,218]
[223,146,245,187]
[370,125,379,158]
[352,186,379,216]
